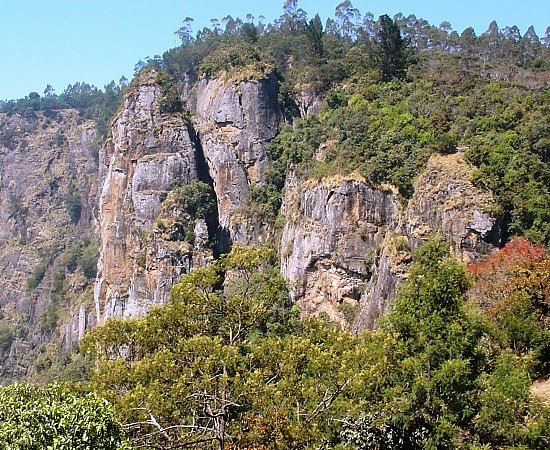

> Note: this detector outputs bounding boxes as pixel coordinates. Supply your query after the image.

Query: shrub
[65,189,82,224]
[163,180,216,221]
[78,242,99,279]
[156,71,183,113]
[0,383,132,449]
[26,261,47,292]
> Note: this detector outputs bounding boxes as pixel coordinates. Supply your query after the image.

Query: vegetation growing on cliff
[0,1,549,448]
[78,241,550,449]
[0,79,127,139]
[130,1,550,244]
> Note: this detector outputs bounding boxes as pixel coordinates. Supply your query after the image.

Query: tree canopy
[79,242,550,449]
[0,383,131,450]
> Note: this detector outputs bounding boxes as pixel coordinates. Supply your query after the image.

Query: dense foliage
[81,242,550,449]
[0,383,131,449]
[469,237,550,375]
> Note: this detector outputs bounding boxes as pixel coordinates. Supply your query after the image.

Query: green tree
[379,238,485,448]
[83,246,383,449]
[84,247,294,449]
[0,383,131,450]
[468,237,550,376]
[343,237,550,449]
[304,14,324,57]
[375,14,409,81]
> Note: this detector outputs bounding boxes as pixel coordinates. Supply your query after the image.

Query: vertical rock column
[195,73,281,245]
[95,70,200,324]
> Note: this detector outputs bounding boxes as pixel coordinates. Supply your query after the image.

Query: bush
[163,180,216,221]
[40,266,68,332]
[26,261,47,292]
[200,40,273,79]
[8,194,27,221]
[65,187,82,224]
[78,242,99,279]
[156,71,182,113]
[0,323,15,352]
[0,383,132,449]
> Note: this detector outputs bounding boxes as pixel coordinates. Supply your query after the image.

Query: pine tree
[375,14,408,81]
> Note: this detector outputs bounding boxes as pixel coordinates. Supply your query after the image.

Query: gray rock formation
[406,153,500,259]
[280,173,401,326]
[195,73,280,242]
[280,153,501,330]
[0,109,99,380]
[295,86,323,118]
[95,70,203,324]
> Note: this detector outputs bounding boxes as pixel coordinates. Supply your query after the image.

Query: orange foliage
[232,411,299,450]
[468,237,547,276]
[468,237,549,328]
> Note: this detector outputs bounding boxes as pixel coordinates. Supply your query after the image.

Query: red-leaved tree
[468,237,549,375]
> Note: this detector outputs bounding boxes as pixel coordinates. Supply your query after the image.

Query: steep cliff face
[0,110,99,381]
[195,73,281,243]
[95,70,206,324]
[0,67,505,383]
[95,72,498,333]
[280,173,401,326]
[406,152,500,258]
[280,152,500,330]
[295,85,323,118]
[94,70,283,324]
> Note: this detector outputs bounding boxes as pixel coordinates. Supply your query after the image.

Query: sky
[0,0,548,101]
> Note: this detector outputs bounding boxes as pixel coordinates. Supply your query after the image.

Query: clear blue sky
[0,0,548,101]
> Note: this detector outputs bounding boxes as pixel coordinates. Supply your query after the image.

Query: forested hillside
[0,1,549,448]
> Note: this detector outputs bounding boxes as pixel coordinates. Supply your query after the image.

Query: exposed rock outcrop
[295,86,323,118]
[280,153,501,330]
[0,110,99,380]
[280,173,401,326]
[407,153,501,259]
[94,70,283,324]
[95,70,207,324]
[195,73,281,243]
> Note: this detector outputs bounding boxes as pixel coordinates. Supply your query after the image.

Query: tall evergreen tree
[375,14,408,81]
[305,13,324,57]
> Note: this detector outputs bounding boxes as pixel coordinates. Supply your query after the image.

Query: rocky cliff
[94,69,282,323]
[195,73,280,243]
[0,69,504,382]
[280,153,500,330]
[95,70,206,324]
[280,172,401,327]
[0,109,99,381]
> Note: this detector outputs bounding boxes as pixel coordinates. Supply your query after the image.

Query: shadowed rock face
[195,73,280,242]
[280,153,500,330]
[94,70,283,324]
[0,109,99,380]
